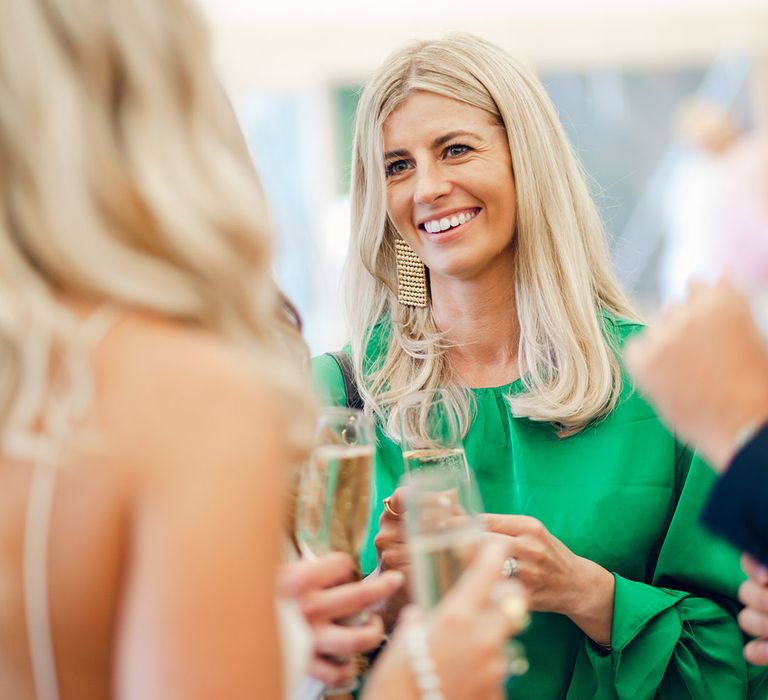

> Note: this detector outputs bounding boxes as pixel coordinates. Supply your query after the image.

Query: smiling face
[382,91,517,282]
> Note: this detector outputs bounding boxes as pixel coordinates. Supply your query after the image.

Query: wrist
[563,557,614,646]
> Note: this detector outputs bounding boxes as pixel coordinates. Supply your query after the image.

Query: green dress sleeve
[311,353,347,407]
[569,448,765,699]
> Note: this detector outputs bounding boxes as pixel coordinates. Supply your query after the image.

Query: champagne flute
[403,467,529,679]
[398,388,470,478]
[294,407,375,695]
[404,467,485,608]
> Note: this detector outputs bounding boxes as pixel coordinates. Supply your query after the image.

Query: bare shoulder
[90,311,287,484]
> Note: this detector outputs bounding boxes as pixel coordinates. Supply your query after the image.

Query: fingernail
[387,570,405,587]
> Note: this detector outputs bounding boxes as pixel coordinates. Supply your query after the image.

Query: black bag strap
[326,351,363,411]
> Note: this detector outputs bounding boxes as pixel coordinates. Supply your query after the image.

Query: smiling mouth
[418,208,481,234]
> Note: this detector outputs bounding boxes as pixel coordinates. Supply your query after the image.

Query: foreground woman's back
[0,307,296,699]
[0,0,312,696]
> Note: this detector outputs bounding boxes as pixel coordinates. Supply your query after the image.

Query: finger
[444,540,508,609]
[378,546,411,573]
[375,519,407,544]
[278,553,355,597]
[739,579,768,614]
[484,531,514,552]
[308,656,358,688]
[744,638,768,667]
[482,513,545,537]
[742,553,768,585]
[301,570,405,621]
[314,615,386,656]
[738,608,768,638]
[385,487,407,518]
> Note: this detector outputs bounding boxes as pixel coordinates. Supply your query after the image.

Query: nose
[413,161,451,205]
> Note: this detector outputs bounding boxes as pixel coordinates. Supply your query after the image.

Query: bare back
[0,306,290,699]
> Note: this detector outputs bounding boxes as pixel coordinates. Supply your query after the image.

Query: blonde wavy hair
[0,0,311,454]
[346,34,640,438]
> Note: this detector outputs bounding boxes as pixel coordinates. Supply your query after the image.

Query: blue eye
[444,144,471,158]
[385,159,411,178]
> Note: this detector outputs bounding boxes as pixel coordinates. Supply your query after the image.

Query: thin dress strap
[21,304,120,700]
[23,462,59,700]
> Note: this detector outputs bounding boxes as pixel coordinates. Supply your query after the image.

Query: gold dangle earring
[395,237,428,307]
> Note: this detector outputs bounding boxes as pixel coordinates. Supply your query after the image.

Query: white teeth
[422,209,477,233]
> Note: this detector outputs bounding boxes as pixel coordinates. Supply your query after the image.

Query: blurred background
[199,0,768,354]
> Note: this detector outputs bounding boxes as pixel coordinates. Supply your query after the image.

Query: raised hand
[739,553,768,666]
[279,553,403,687]
[365,541,527,700]
[483,514,614,646]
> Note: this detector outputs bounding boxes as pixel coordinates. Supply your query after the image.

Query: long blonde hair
[346,34,640,438]
[0,0,310,452]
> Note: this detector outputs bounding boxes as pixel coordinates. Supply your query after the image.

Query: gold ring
[383,497,404,518]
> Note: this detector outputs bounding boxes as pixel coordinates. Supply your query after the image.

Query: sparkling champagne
[410,525,484,610]
[296,444,373,577]
[402,447,470,478]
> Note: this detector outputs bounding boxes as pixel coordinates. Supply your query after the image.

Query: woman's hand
[739,553,768,666]
[483,514,614,645]
[624,280,768,471]
[374,487,410,577]
[279,553,404,688]
[365,541,527,700]
[373,488,413,628]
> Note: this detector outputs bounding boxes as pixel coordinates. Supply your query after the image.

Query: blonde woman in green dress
[313,34,768,699]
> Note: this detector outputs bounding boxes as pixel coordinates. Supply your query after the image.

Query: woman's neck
[429,257,520,388]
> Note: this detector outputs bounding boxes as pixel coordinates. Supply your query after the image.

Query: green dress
[312,317,768,699]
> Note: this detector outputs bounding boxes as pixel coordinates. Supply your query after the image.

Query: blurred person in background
[719,131,768,298]
[626,280,768,667]
[313,34,768,698]
[660,98,741,301]
[620,92,768,669]
[0,1,523,698]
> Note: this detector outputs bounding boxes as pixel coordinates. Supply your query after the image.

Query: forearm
[562,557,615,646]
[362,641,417,700]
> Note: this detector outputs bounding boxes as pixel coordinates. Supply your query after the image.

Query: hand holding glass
[404,467,529,679]
[294,407,375,696]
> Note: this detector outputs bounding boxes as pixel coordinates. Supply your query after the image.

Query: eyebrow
[383,130,483,160]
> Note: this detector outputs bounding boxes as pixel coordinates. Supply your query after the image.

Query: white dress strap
[20,304,121,700]
[23,463,60,700]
